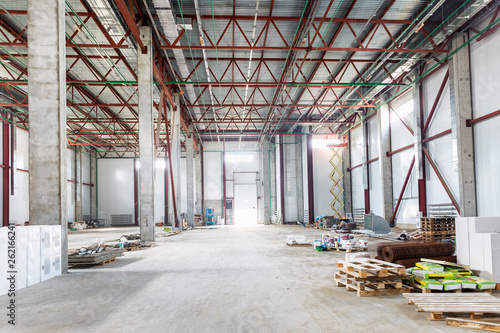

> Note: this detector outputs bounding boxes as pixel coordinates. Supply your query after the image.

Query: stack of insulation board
[407,262,496,292]
[456,217,500,282]
[0,226,62,296]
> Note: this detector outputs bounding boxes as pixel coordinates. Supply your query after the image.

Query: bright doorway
[234,184,258,225]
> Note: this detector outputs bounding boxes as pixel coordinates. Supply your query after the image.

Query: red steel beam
[161,45,446,53]
[422,70,449,134]
[467,109,500,126]
[114,0,146,53]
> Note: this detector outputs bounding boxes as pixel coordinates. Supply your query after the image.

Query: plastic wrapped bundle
[382,242,455,262]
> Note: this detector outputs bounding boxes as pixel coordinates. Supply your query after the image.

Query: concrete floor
[1,225,485,332]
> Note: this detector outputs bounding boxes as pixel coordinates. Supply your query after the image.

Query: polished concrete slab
[1,225,480,332]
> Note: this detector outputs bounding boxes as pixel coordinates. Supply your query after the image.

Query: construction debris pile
[115,236,155,251]
[68,239,123,266]
[406,260,496,292]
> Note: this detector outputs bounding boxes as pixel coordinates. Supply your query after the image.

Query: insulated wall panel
[16,227,28,290]
[0,228,7,296]
[27,226,41,286]
[313,146,336,217]
[10,128,29,225]
[97,159,135,224]
[470,23,500,216]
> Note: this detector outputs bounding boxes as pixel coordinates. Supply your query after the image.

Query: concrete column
[450,32,477,217]
[170,94,182,228]
[343,132,352,218]
[295,134,304,223]
[27,0,68,272]
[138,26,155,241]
[413,71,427,218]
[261,140,271,225]
[75,150,83,221]
[361,119,370,213]
[195,144,202,215]
[90,151,97,221]
[378,95,393,222]
[186,126,194,227]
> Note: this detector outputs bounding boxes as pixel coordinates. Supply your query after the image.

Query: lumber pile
[446,317,500,332]
[403,293,500,321]
[68,247,123,266]
[421,217,455,243]
[407,259,496,293]
[335,259,410,297]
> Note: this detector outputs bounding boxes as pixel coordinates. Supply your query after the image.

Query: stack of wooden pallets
[403,293,500,321]
[421,217,455,243]
[335,259,411,296]
[194,214,204,226]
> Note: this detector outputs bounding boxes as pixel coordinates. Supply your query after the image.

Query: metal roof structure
[0,0,498,157]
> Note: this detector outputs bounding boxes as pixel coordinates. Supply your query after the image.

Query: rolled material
[382,242,455,262]
[395,256,457,268]
[376,241,424,257]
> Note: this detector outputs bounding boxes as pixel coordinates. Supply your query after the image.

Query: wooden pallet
[330,246,367,253]
[335,273,410,297]
[446,318,500,332]
[337,268,409,282]
[98,258,116,265]
[286,243,311,247]
[124,245,142,251]
[403,293,500,321]
[421,218,455,224]
[337,258,406,278]
[410,282,493,294]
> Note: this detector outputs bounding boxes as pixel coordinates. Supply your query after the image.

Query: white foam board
[455,217,470,265]
[15,227,28,290]
[27,226,41,286]
[0,228,8,296]
[40,226,53,282]
[468,217,500,234]
[50,226,62,278]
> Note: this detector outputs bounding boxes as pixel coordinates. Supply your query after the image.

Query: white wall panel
[391,149,418,225]
[351,167,364,210]
[97,159,135,224]
[425,135,458,206]
[390,92,414,150]
[369,161,383,216]
[10,128,29,225]
[284,139,298,222]
[180,157,187,214]
[423,68,451,137]
[367,116,380,159]
[154,158,165,222]
[350,126,363,166]
[470,25,500,216]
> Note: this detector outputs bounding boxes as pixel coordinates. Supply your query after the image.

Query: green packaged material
[444,266,472,276]
[406,267,421,274]
[455,276,476,289]
[415,276,443,290]
[439,279,462,291]
[416,262,444,273]
[412,270,455,279]
[468,276,496,290]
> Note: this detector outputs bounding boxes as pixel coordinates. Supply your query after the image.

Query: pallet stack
[194,214,204,227]
[334,259,411,296]
[421,217,455,243]
[403,293,500,321]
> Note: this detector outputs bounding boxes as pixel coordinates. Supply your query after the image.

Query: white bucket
[358,239,368,247]
[341,239,355,248]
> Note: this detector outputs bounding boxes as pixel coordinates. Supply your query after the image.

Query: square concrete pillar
[138,26,155,241]
[186,126,194,227]
[27,0,68,272]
